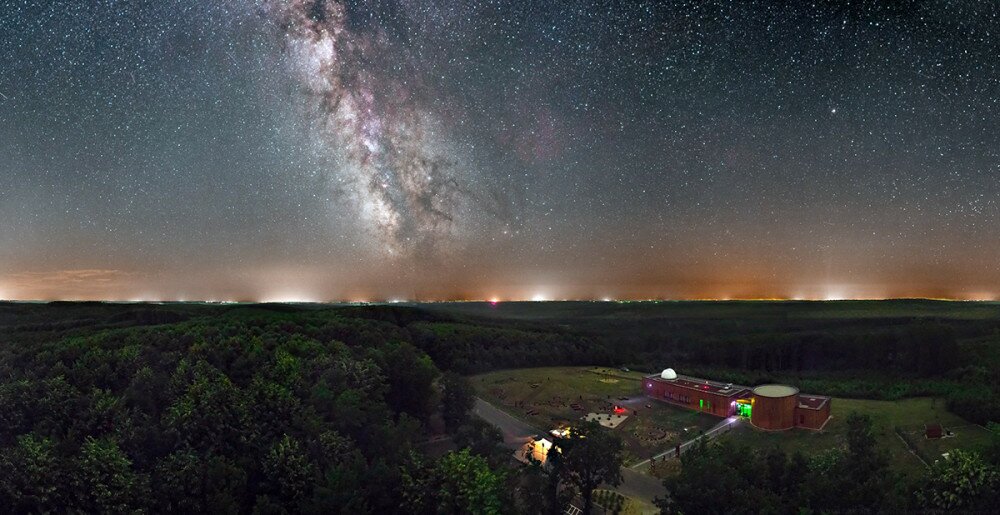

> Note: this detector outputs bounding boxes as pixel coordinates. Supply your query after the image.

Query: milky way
[1,1,998,301]
[269,0,481,257]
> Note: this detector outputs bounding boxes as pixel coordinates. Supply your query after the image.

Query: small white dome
[661,368,677,380]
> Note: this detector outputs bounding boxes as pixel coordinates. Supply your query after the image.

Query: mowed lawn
[472,367,994,476]
[472,367,720,465]
[722,397,993,479]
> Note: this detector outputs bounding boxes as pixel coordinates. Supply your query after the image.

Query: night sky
[1,0,998,301]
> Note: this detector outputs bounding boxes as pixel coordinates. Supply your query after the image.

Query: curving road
[473,397,538,447]
[473,397,667,504]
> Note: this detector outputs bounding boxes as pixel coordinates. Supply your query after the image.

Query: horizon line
[1,296,997,304]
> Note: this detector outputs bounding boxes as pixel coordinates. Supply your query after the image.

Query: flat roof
[796,395,830,410]
[646,373,751,397]
[753,384,799,398]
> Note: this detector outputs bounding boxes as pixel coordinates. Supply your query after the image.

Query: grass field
[472,367,722,465]
[473,366,995,480]
[720,397,993,479]
[592,489,658,515]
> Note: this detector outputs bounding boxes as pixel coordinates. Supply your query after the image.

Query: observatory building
[643,369,831,431]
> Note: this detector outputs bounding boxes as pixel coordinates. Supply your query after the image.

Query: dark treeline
[4,301,1000,424]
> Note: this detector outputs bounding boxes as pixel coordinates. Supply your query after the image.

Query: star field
[0,0,998,301]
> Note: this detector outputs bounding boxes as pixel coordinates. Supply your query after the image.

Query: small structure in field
[585,412,629,428]
[925,423,943,439]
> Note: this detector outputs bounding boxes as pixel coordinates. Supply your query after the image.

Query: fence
[894,426,932,467]
[631,417,739,470]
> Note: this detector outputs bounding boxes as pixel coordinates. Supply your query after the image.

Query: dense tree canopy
[0,308,441,512]
[659,414,904,514]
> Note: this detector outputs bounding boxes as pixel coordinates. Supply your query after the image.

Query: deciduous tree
[559,421,623,514]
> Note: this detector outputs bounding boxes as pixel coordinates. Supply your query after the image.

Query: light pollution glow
[0,267,995,303]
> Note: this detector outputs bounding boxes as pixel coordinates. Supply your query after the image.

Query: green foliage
[151,450,246,514]
[660,413,906,514]
[658,438,762,514]
[377,341,439,421]
[0,434,63,512]
[441,371,476,433]
[402,449,506,515]
[261,434,315,509]
[918,449,999,510]
[0,307,454,512]
[983,422,1000,467]
[454,418,508,467]
[593,490,625,513]
[165,360,250,454]
[558,421,624,514]
[72,436,147,513]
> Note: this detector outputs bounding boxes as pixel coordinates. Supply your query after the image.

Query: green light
[699,399,704,409]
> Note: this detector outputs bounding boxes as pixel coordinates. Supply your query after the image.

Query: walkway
[473,397,667,503]
[629,416,740,470]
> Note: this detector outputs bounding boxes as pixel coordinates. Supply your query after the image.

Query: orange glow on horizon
[1,268,999,304]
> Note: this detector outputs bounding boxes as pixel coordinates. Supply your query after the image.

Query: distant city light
[531,293,547,302]
[262,292,318,303]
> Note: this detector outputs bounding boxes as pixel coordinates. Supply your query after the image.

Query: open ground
[473,366,727,465]
[473,366,993,480]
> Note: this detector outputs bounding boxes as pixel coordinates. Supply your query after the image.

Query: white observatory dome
[661,368,677,380]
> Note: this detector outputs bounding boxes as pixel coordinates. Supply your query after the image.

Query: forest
[1,300,1000,512]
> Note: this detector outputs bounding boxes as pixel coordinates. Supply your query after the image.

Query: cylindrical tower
[751,384,798,430]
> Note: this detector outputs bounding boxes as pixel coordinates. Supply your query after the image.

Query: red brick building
[794,393,832,430]
[643,370,831,430]
[642,369,750,418]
